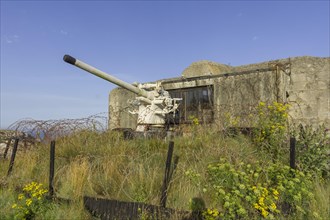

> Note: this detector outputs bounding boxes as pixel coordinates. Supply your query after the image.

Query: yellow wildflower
[26,198,32,207]
[258,197,265,206]
[269,203,277,211]
[262,188,269,196]
[18,194,24,200]
[261,208,269,217]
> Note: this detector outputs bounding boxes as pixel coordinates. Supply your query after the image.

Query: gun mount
[63,55,181,135]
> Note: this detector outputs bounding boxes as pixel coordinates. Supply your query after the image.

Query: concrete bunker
[109,56,330,130]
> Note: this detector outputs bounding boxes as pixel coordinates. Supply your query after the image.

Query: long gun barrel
[63,54,149,98]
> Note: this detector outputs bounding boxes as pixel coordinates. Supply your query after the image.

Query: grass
[0,124,329,219]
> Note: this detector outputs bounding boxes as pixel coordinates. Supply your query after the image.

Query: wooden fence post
[7,138,19,176]
[3,138,12,159]
[160,141,174,208]
[290,137,296,170]
[49,140,55,198]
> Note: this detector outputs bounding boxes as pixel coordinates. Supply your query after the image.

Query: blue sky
[1,0,329,129]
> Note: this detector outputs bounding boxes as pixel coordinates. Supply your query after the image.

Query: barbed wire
[7,113,108,141]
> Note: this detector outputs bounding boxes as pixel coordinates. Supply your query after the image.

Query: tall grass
[0,123,329,219]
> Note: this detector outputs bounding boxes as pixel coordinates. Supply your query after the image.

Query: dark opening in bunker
[169,86,214,123]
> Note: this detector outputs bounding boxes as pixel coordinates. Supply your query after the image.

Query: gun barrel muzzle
[63,55,77,65]
[63,54,149,98]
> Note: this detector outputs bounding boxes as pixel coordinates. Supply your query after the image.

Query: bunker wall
[109,88,137,130]
[108,56,329,130]
[286,57,330,127]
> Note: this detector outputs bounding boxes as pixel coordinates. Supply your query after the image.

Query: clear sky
[1,0,329,129]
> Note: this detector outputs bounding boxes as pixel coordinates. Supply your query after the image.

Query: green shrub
[292,124,330,180]
[190,159,317,219]
[253,101,290,161]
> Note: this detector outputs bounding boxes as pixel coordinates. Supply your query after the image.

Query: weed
[11,182,49,219]
[292,124,330,179]
[253,101,290,161]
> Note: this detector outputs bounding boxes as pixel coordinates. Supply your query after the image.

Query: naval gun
[63,55,181,134]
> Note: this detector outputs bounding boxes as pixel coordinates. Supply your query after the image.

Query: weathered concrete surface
[213,68,277,128]
[286,56,329,127]
[213,56,330,128]
[108,56,329,130]
[181,60,233,78]
[109,88,137,130]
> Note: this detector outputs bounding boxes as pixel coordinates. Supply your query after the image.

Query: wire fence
[7,113,108,142]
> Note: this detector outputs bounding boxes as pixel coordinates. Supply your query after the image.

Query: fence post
[160,141,174,208]
[3,138,12,159]
[49,140,55,198]
[290,137,296,170]
[7,138,19,176]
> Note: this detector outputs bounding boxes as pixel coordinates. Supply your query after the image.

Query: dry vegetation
[0,104,329,219]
